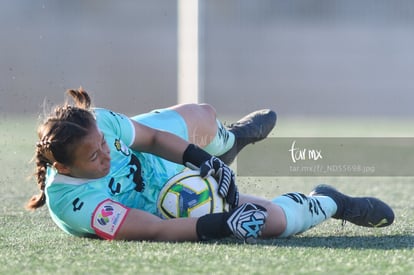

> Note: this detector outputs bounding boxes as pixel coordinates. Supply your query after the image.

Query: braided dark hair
[26,88,96,210]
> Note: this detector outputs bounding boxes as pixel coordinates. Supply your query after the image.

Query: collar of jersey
[53,173,95,185]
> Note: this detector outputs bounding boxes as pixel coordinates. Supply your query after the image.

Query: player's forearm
[152,218,199,242]
[129,119,189,164]
[133,129,188,165]
[114,208,199,241]
[150,130,190,164]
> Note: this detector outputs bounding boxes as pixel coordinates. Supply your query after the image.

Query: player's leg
[239,192,337,238]
[171,103,277,164]
[240,184,394,239]
[169,103,234,153]
[271,192,338,237]
[238,194,287,237]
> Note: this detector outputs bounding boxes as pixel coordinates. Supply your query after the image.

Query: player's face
[66,124,111,179]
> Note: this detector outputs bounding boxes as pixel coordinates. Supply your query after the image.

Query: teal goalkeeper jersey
[45,108,187,237]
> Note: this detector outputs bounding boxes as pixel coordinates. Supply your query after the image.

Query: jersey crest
[114,138,130,156]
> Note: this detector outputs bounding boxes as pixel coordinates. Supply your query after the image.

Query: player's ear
[53,162,71,175]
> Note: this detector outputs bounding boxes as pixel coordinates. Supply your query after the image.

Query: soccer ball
[157,169,230,219]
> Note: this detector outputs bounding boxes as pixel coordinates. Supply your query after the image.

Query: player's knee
[180,103,216,120]
[192,103,217,131]
[198,103,217,122]
[177,103,218,144]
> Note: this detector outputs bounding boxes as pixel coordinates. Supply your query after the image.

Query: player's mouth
[103,165,110,174]
[101,161,111,174]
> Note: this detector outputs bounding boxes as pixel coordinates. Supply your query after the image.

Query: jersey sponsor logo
[91,199,130,240]
[128,154,145,192]
[72,197,84,212]
[105,154,145,196]
[108,178,121,195]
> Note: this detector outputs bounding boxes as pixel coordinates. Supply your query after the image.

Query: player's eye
[90,152,98,161]
[101,133,107,146]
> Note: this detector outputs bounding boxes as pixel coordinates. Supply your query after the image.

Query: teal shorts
[131,108,188,141]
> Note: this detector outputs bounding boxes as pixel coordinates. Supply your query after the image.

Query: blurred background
[1,0,414,119]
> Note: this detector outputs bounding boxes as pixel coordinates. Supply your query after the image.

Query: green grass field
[1,116,413,274]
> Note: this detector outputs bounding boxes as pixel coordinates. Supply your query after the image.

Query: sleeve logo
[92,199,130,240]
[96,205,114,226]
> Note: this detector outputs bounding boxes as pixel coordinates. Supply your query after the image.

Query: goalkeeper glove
[183,144,239,209]
[196,202,268,243]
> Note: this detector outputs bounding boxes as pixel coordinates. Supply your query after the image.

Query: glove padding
[227,203,268,243]
[199,156,239,209]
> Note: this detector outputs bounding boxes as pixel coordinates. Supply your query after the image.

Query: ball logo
[97,205,114,226]
[157,170,230,219]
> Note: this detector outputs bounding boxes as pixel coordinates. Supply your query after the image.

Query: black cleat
[309,184,394,227]
[218,109,277,165]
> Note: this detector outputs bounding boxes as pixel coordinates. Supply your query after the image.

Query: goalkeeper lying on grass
[27,87,394,242]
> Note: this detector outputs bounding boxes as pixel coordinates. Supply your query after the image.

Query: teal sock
[203,120,235,156]
[272,192,337,237]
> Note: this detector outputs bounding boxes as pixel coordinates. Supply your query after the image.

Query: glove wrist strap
[182,144,212,168]
[196,212,232,241]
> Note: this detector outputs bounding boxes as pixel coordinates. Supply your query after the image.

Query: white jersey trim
[126,117,136,147]
[52,174,95,186]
